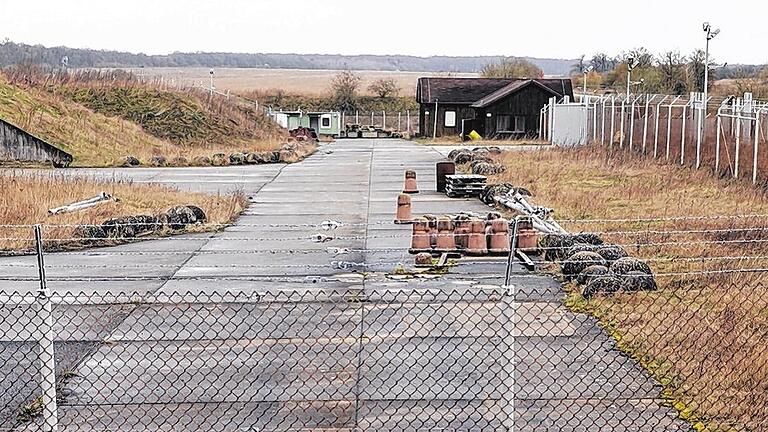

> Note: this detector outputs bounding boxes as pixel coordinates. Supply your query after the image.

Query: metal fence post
[681,105,687,165]
[696,98,703,169]
[666,102,673,160]
[406,110,411,135]
[397,112,401,131]
[34,225,58,432]
[355,110,359,124]
[502,217,519,429]
[620,99,626,148]
[610,97,615,147]
[629,98,636,151]
[735,112,741,179]
[715,112,722,173]
[754,112,761,184]
[642,96,650,154]
[382,111,386,129]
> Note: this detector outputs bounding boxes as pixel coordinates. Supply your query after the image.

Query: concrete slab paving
[0,139,689,431]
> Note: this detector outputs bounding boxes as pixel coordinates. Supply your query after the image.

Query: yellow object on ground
[468,130,482,140]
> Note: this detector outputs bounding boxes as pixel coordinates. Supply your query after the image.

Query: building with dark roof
[415,77,573,139]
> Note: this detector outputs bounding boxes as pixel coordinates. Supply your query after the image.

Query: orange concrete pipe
[435,217,456,252]
[403,170,419,194]
[394,194,412,224]
[410,219,431,251]
[466,219,488,255]
[488,218,510,254]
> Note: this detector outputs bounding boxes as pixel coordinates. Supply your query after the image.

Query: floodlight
[703,22,710,31]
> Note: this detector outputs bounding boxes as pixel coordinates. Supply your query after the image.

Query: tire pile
[447,147,507,175]
[539,233,657,299]
[73,205,207,244]
[122,141,314,167]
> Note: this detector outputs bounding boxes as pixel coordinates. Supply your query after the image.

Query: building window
[444,110,456,128]
[514,116,525,133]
[320,115,332,129]
[496,115,511,132]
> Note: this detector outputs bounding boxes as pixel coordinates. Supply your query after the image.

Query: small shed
[271,110,342,137]
[415,77,573,139]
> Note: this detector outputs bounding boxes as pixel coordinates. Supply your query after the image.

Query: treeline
[0,40,576,75]
[574,48,767,95]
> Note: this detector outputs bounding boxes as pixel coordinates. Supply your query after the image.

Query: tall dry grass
[0,172,247,252]
[493,146,768,430]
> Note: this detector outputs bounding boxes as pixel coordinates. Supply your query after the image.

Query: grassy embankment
[488,145,768,431]
[0,172,247,252]
[0,69,289,167]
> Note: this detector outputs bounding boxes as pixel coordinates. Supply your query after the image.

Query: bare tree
[330,70,361,111]
[480,58,543,79]
[589,53,616,73]
[368,78,399,98]
[658,51,687,95]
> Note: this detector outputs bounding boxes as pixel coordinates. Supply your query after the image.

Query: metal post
[715,111,722,172]
[666,102,673,160]
[433,100,439,139]
[681,105,687,165]
[610,97,615,147]
[382,111,386,129]
[735,113,741,178]
[592,100,598,142]
[370,111,374,126]
[504,218,520,287]
[406,110,411,135]
[629,98,636,151]
[626,70,631,101]
[642,95,650,154]
[355,110,359,124]
[696,94,703,168]
[619,100,625,148]
[397,112,401,131]
[754,112,761,184]
[34,225,58,432]
[601,99,606,145]
[653,98,663,158]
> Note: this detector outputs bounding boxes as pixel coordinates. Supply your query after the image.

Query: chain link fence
[4,216,768,431]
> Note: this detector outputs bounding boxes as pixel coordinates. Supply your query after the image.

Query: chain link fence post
[34,224,59,432]
[502,218,519,430]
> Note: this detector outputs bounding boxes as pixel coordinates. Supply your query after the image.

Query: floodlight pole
[699,23,719,169]
[583,72,588,104]
[626,70,631,101]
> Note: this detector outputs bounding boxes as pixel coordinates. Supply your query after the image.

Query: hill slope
[0,77,178,166]
[0,73,286,166]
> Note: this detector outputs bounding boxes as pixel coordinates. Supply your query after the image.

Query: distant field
[113,67,478,95]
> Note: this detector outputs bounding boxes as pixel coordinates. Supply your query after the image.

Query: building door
[310,116,320,131]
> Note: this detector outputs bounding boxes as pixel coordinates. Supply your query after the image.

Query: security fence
[544,93,768,185]
[4,217,768,431]
[341,111,418,135]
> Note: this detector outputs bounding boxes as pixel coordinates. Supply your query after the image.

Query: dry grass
[0,172,247,252]
[107,67,478,95]
[492,145,768,431]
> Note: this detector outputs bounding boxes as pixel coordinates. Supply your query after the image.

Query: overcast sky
[1,0,766,64]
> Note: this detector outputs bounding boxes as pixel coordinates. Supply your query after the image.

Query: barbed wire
[3,213,768,231]
[0,267,767,282]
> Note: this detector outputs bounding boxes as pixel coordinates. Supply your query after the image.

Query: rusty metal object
[395,194,413,224]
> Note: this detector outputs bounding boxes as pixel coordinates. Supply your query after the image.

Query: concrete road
[0,139,689,431]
